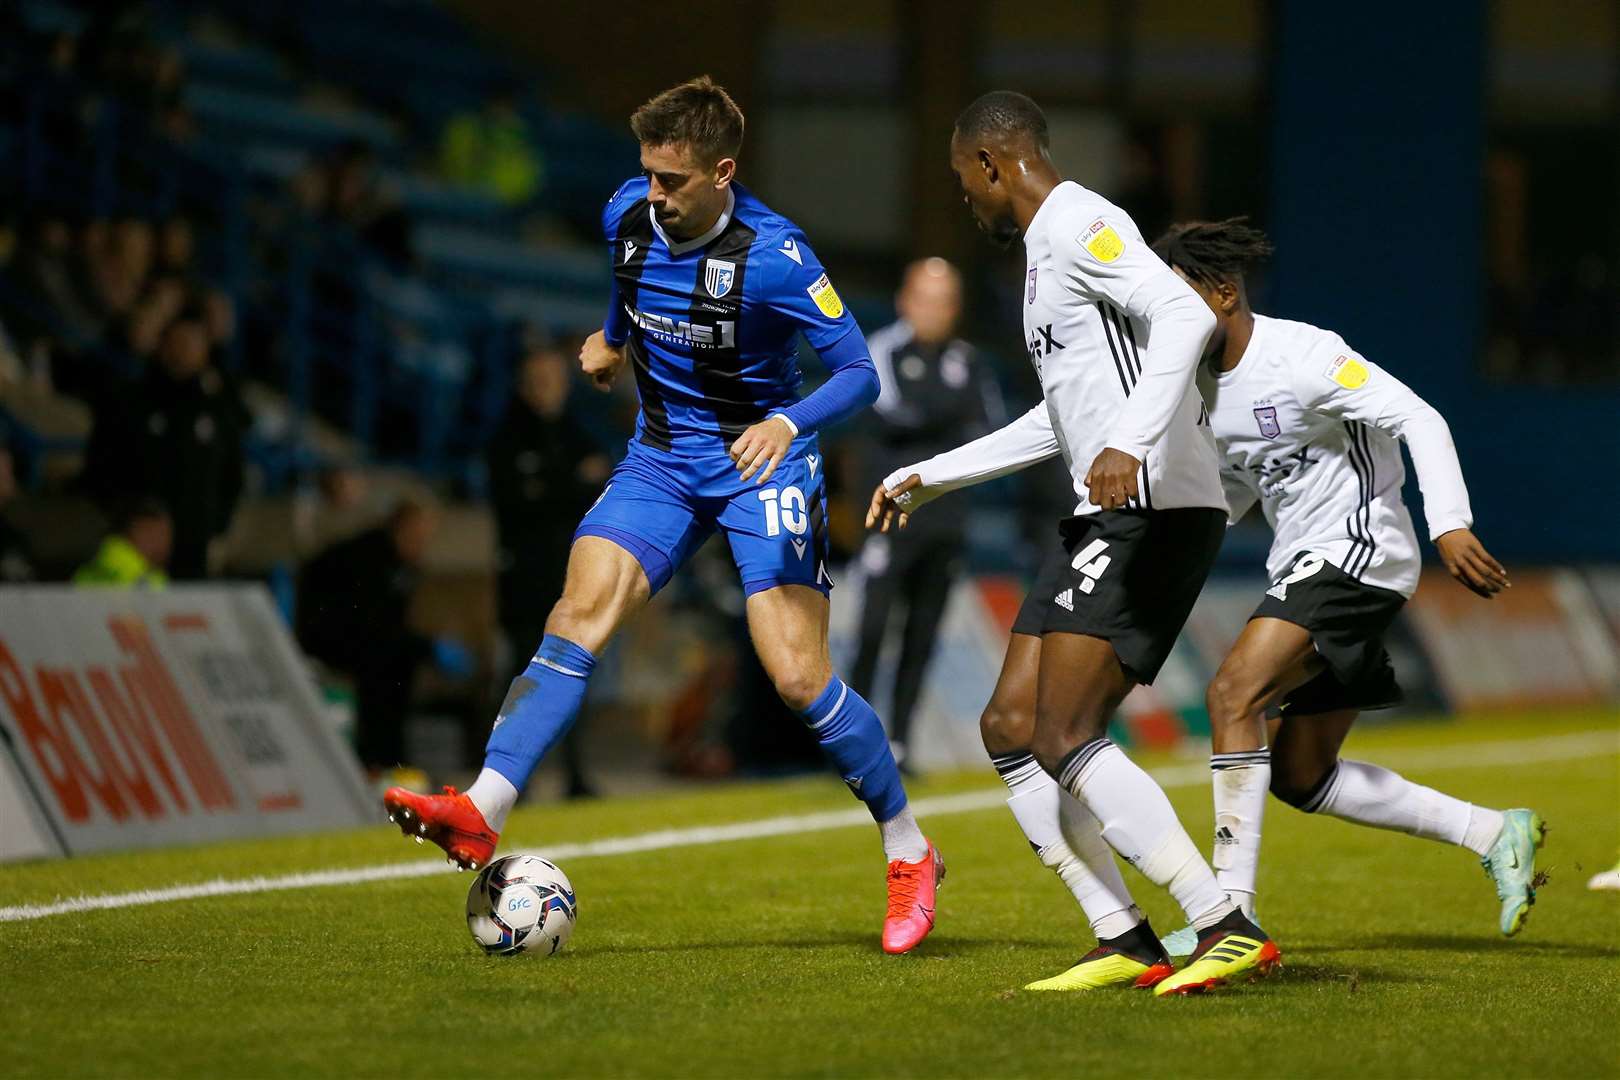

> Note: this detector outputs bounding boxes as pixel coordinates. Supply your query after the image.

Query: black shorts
[1011,508,1227,684]
[1250,551,1407,715]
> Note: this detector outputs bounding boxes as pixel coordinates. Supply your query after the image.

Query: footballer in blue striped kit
[384,76,944,954]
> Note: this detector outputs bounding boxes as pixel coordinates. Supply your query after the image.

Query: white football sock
[1057,739,1234,931]
[1210,750,1271,919]
[1311,759,1504,855]
[993,751,1141,939]
[465,768,519,832]
[1463,806,1508,857]
[880,806,929,863]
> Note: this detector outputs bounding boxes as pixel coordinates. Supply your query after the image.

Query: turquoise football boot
[1160,908,1260,961]
[1480,809,1547,936]
[1160,924,1198,961]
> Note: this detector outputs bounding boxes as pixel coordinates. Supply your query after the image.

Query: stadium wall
[0,586,374,862]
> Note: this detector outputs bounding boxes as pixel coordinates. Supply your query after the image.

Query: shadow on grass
[570,935,1055,958]
[1308,932,1618,959]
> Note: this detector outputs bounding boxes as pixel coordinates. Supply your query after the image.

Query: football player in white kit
[869,92,1279,995]
[1143,219,1545,954]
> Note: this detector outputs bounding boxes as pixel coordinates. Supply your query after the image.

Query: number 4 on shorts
[1070,539,1111,595]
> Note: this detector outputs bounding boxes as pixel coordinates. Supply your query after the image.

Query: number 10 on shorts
[1070,539,1111,594]
[758,486,809,538]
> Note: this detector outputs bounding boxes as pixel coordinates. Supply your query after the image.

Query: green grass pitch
[3,710,1618,1078]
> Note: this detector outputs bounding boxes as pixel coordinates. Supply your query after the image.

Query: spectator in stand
[438,87,544,207]
[0,446,38,583]
[292,140,412,268]
[486,343,610,797]
[12,217,105,360]
[296,498,474,773]
[73,496,171,588]
[79,304,246,579]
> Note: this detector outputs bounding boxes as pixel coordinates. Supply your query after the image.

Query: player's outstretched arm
[864,404,1061,532]
[1294,347,1508,597]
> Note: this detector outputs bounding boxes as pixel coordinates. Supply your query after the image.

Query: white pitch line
[2,729,1614,924]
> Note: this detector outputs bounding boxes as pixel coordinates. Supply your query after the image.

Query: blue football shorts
[574,436,833,597]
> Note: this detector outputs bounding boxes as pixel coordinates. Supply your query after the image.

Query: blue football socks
[483,634,597,790]
[797,676,908,822]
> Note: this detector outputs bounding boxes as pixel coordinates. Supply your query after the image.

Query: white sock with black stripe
[1309,759,1505,856]
[1056,738,1234,931]
[993,751,1142,939]
[1210,749,1271,919]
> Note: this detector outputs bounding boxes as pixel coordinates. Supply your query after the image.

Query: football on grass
[466,855,577,956]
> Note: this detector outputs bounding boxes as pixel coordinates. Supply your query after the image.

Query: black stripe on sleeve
[1341,421,1375,578]
[1099,306,1135,397]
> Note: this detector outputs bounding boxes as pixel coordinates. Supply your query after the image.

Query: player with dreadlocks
[1147,218,1545,957]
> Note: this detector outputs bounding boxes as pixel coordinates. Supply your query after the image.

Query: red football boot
[383,786,499,871]
[882,840,945,954]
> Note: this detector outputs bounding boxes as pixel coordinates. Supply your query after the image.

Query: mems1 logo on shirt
[807,273,844,319]
[1080,218,1124,263]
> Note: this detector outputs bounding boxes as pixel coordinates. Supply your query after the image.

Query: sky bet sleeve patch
[1080,218,1125,264]
[807,273,844,319]
[1325,354,1370,389]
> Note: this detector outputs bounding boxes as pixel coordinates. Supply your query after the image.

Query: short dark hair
[954,91,1049,149]
[630,75,744,165]
[1151,217,1274,290]
[114,495,170,532]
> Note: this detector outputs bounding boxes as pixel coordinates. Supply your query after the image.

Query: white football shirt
[1199,313,1475,598]
[1021,182,1225,515]
[884,182,1224,518]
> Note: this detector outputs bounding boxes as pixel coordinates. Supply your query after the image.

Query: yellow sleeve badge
[1325,354,1370,389]
[1080,217,1125,264]
[806,272,844,319]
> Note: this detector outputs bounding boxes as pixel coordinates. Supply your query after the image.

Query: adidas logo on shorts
[1054,588,1074,612]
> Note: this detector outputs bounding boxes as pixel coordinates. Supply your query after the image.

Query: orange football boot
[882,840,945,954]
[383,786,499,871]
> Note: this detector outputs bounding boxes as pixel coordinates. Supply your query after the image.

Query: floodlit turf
[3,710,1618,1079]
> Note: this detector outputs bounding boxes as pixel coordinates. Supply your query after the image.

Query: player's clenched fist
[1435,529,1510,599]
[579,330,626,391]
[866,474,920,533]
[730,415,796,485]
[1084,447,1141,510]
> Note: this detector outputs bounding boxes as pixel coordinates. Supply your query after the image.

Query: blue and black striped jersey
[602,177,864,451]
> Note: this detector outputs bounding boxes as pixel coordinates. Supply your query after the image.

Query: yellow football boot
[1025,923,1174,992]
[1153,914,1281,997]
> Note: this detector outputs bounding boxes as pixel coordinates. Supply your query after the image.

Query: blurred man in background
[296,498,474,773]
[850,258,1003,768]
[79,305,246,579]
[73,496,170,587]
[487,343,610,797]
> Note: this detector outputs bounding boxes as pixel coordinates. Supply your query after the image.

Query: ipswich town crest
[704,259,736,299]
[1253,404,1281,439]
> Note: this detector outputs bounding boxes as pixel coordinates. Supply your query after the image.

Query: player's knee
[1205,668,1260,731]
[770,662,832,714]
[1270,761,1335,810]
[1029,708,1107,778]
[979,697,1035,755]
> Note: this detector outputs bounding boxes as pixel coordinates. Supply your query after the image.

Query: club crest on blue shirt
[705,259,736,299]
[1253,404,1281,439]
[1027,267,1037,304]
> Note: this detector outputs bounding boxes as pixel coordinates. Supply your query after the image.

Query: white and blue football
[466,855,577,957]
